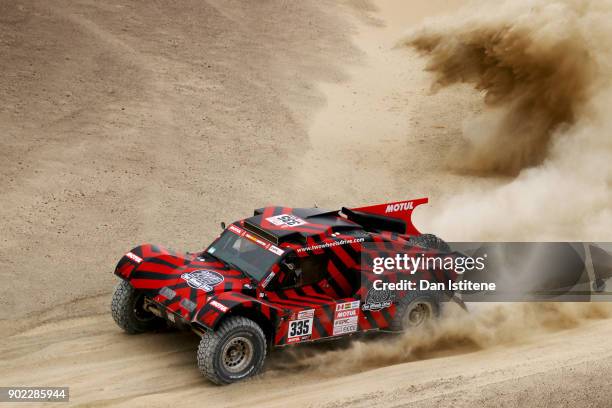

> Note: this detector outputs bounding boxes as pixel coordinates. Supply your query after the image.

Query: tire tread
[197,316,266,385]
[409,233,451,252]
[111,280,161,334]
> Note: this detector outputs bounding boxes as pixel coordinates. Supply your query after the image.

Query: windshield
[207,229,281,281]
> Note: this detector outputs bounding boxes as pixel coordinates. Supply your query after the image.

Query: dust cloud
[267,0,612,376]
[267,303,611,377]
[404,0,612,241]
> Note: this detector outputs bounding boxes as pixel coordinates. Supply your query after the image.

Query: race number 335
[266,214,307,227]
[288,318,313,338]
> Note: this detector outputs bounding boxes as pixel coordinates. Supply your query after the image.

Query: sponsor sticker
[228,224,244,235]
[297,309,315,319]
[180,297,197,312]
[126,252,143,263]
[245,232,270,248]
[362,287,394,311]
[181,270,224,292]
[159,286,176,300]
[261,271,276,288]
[385,201,414,213]
[336,300,360,311]
[287,310,314,343]
[268,245,284,256]
[209,300,228,313]
[333,301,360,336]
[266,214,307,228]
[228,224,284,256]
[286,336,307,344]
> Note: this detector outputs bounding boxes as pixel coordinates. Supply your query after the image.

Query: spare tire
[409,233,451,252]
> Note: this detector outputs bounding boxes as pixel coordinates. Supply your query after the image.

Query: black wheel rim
[405,301,432,327]
[132,293,156,322]
[221,336,254,374]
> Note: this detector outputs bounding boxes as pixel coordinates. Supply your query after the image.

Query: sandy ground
[2,313,611,407]
[1,0,611,407]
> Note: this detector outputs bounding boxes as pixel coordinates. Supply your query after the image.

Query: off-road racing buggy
[111,198,461,384]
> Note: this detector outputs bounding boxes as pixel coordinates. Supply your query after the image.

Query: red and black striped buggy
[111,198,459,384]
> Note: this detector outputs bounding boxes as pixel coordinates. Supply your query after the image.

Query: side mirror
[220,222,226,230]
[281,259,295,271]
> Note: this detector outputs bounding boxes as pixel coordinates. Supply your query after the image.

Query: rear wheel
[390,291,440,331]
[111,280,163,334]
[197,316,267,385]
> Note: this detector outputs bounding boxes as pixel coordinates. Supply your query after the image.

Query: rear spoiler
[342,198,428,235]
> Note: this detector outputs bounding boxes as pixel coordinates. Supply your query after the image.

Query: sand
[1,0,610,406]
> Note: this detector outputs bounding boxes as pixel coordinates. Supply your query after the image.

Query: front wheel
[111,280,164,334]
[197,316,267,385]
